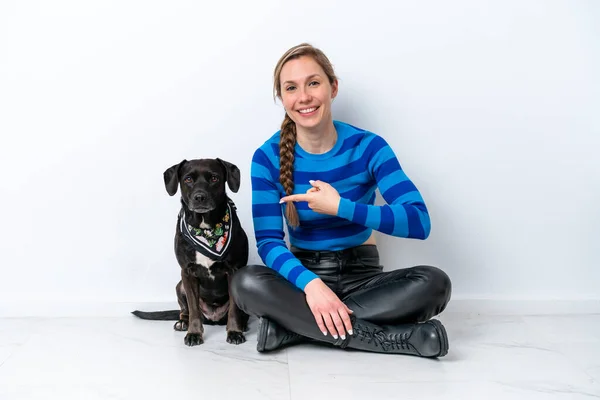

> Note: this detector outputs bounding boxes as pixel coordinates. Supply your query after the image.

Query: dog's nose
[193,192,207,202]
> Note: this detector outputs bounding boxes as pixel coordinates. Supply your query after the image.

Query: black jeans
[231,245,452,342]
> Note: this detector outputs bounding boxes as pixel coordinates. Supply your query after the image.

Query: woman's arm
[337,134,431,239]
[280,135,431,240]
[251,148,319,291]
[253,148,354,339]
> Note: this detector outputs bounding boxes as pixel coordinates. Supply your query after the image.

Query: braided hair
[278,113,299,227]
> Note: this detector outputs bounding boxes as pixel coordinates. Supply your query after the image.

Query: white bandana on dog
[178,200,235,261]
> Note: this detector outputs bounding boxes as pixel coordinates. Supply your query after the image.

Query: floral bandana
[178,201,234,261]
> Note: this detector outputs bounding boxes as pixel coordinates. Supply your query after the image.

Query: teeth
[299,107,317,114]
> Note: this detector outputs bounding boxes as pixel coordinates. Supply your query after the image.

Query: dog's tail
[131,310,180,320]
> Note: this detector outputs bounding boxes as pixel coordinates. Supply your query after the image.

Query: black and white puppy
[133,158,249,346]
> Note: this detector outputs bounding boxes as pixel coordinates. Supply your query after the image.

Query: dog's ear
[163,160,187,196]
[217,158,241,193]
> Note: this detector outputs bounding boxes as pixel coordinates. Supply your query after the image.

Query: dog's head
[163,158,240,213]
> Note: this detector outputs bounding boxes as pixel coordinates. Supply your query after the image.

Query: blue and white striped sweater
[251,120,431,290]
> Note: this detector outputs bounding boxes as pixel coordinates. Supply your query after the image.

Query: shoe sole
[256,318,269,353]
[428,319,449,357]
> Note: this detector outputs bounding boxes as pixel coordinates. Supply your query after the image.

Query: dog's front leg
[226,272,249,345]
[181,270,204,346]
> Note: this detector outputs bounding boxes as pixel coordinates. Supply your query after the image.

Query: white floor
[0,312,599,400]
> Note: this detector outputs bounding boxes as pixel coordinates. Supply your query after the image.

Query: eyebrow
[282,74,322,86]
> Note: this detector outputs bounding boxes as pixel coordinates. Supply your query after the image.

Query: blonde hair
[273,43,338,228]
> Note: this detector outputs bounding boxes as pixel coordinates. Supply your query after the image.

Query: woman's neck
[296,121,337,155]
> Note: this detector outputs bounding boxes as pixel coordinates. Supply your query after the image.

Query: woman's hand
[304,278,354,339]
[280,180,341,216]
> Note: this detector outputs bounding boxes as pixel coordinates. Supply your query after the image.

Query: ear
[331,78,339,100]
[163,160,187,196]
[217,158,241,193]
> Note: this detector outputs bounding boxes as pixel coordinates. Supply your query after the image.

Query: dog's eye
[183,177,193,184]
[210,175,219,183]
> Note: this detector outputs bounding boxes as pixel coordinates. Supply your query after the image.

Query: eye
[183,176,193,184]
[308,80,319,87]
[285,85,296,92]
[210,175,219,183]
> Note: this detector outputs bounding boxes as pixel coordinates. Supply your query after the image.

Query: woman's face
[279,56,338,134]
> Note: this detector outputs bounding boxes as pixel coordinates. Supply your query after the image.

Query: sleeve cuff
[336,197,355,221]
[296,269,319,291]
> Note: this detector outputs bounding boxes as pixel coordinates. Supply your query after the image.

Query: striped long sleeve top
[251,120,431,291]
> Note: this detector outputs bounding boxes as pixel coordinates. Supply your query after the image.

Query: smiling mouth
[298,106,319,114]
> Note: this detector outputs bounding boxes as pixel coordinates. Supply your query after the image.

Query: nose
[299,88,312,103]
[193,191,207,202]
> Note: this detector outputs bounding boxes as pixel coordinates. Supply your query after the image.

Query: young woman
[231,43,452,357]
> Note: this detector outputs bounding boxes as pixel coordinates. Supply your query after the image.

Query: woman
[231,43,452,357]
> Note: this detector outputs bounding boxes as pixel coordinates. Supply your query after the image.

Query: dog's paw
[184,333,204,346]
[226,331,246,345]
[174,320,188,331]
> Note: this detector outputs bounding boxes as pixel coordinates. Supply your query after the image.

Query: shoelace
[354,324,411,351]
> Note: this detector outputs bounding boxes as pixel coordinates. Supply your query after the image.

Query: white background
[1,0,598,315]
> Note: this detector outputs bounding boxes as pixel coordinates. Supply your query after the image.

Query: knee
[413,265,452,301]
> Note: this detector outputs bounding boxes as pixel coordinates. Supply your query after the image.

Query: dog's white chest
[195,252,216,279]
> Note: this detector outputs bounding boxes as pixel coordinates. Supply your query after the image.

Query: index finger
[279,194,309,203]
